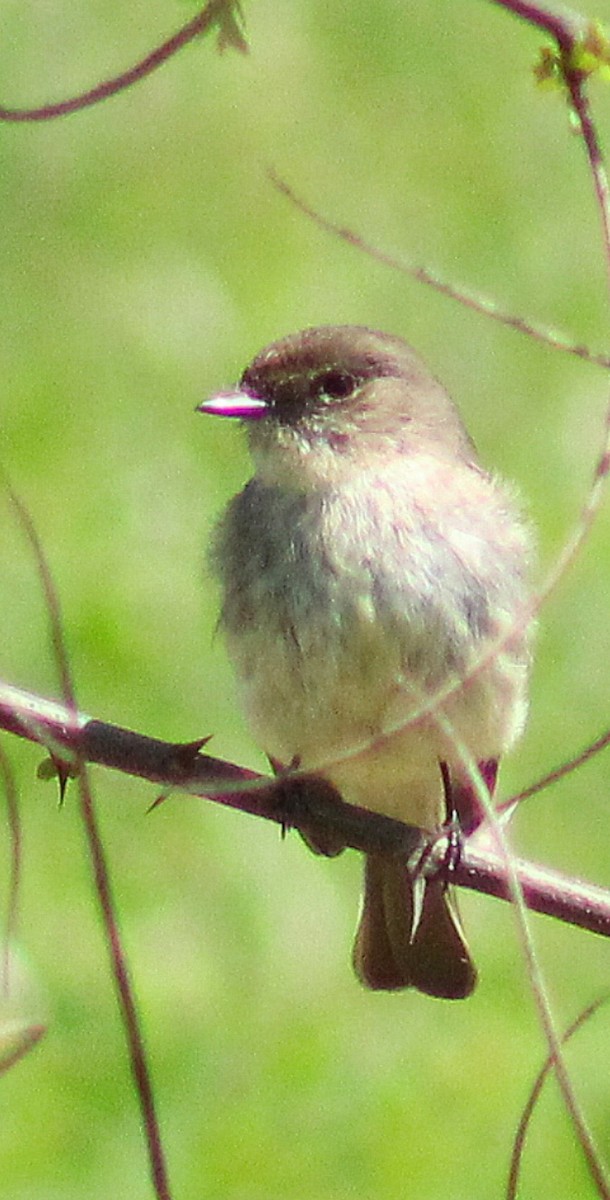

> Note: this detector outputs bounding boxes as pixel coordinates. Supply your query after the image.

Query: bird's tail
[352,853,477,998]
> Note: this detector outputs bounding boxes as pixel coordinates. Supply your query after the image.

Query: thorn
[146,793,169,815]
[267,753,302,776]
[37,754,77,805]
[56,764,71,804]
[169,735,213,770]
[267,754,284,776]
[181,735,213,753]
[266,756,294,837]
[160,735,215,783]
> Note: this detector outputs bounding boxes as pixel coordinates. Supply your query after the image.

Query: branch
[0,0,246,123]
[490,0,588,45]
[270,171,610,371]
[3,679,610,940]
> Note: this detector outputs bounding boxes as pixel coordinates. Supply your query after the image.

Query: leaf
[0,1020,45,1077]
[215,0,248,56]
[534,22,610,92]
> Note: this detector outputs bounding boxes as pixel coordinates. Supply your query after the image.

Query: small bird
[198,325,532,998]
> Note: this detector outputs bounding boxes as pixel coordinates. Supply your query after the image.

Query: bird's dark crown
[239,325,434,423]
[235,325,477,469]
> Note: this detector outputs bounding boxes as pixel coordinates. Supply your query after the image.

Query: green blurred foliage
[2,1,610,1196]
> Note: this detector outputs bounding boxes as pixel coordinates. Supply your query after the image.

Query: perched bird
[198,325,532,998]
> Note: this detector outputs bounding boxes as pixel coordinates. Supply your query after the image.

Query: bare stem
[507,997,610,1200]
[500,725,610,812]
[8,497,174,1200]
[269,170,610,370]
[489,0,586,45]
[0,745,22,997]
[0,0,242,123]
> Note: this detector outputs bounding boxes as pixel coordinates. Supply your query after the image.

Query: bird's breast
[211,457,530,787]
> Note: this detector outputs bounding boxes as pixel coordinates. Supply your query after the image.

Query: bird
[197,325,533,998]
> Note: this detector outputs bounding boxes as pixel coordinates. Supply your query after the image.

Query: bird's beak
[196,389,268,420]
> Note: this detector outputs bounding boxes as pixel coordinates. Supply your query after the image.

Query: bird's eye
[314,370,357,400]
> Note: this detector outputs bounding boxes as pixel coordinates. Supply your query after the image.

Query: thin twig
[507,997,609,1200]
[489,0,586,46]
[269,171,610,370]
[8,493,174,1200]
[432,716,610,1200]
[0,0,243,123]
[500,725,610,813]
[0,745,22,997]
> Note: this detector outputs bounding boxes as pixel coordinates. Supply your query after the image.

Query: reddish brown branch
[269,171,610,371]
[0,0,244,123]
[78,766,173,1199]
[490,0,586,45]
[0,745,22,997]
[3,679,610,942]
[7,496,174,1200]
[500,726,610,811]
[507,997,610,1200]
[458,847,610,938]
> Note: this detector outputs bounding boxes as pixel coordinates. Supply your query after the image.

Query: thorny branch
[2,679,610,942]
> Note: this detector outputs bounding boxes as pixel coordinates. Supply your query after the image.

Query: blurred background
[2,0,610,1195]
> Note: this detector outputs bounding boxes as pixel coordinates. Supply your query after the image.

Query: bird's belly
[226,608,525,832]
